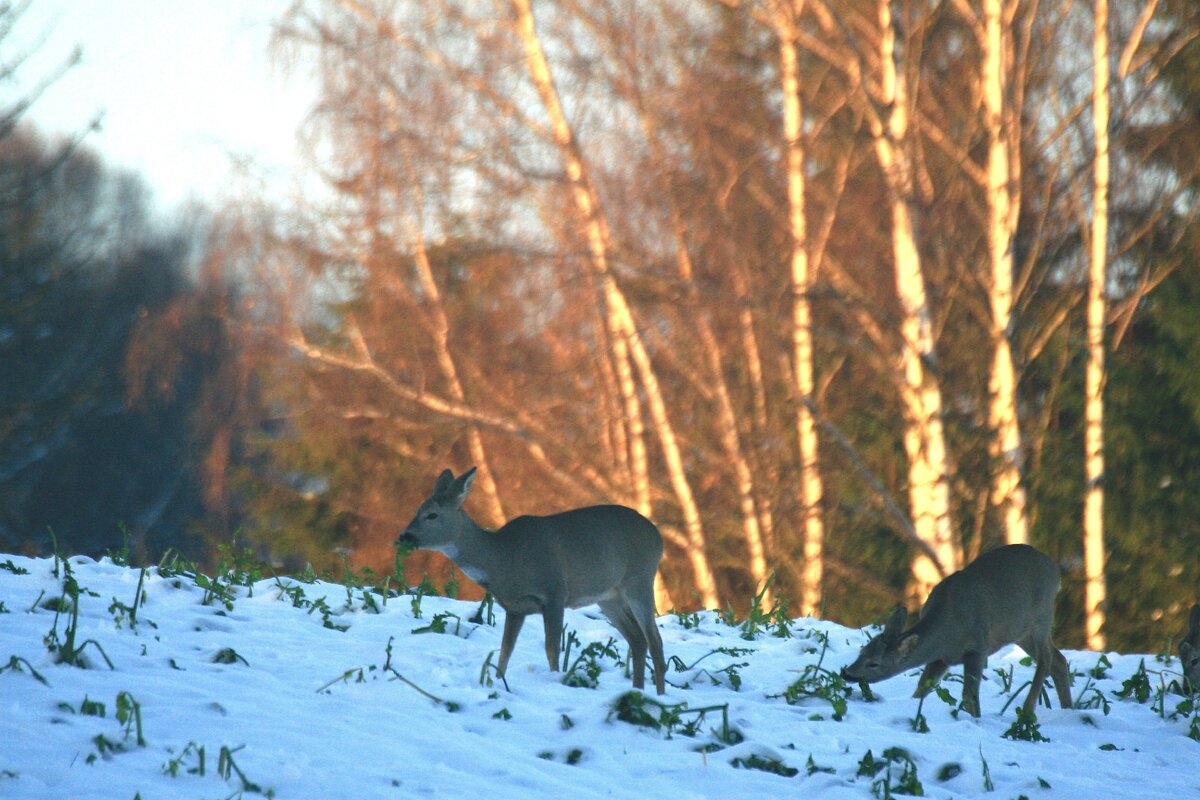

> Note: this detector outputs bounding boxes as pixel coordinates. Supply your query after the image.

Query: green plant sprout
[108,566,149,630]
[217,745,272,796]
[0,655,48,685]
[44,571,114,669]
[412,611,466,636]
[806,754,837,776]
[162,741,206,778]
[979,746,994,792]
[381,635,460,711]
[478,651,510,691]
[116,691,145,746]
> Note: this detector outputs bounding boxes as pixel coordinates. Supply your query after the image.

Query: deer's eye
[425,511,439,521]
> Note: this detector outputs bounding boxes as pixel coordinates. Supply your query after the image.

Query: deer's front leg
[497,611,526,678]
[961,651,986,717]
[542,601,565,672]
[913,660,949,698]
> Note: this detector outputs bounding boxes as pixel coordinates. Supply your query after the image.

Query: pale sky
[7,0,317,212]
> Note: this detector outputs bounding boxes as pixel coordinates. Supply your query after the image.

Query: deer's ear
[450,467,477,506]
[434,469,455,495]
[897,633,920,659]
[1189,604,1200,633]
[1181,641,1193,661]
[883,606,908,640]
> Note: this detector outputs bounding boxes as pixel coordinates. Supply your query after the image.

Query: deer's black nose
[396,531,417,547]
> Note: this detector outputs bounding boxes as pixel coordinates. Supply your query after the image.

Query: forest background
[2,0,1197,654]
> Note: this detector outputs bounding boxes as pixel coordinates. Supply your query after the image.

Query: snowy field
[0,552,1196,799]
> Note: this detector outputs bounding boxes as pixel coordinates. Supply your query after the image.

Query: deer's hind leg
[1049,646,1072,708]
[622,584,666,695]
[1020,637,1058,717]
[600,597,648,689]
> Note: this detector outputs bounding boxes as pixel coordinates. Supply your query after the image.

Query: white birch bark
[777,6,827,618]
[511,0,721,608]
[982,0,1029,546]
[871,0,959,597]
[675,234,772,606]
[409,216,507,528]
[1085,0,1110,651]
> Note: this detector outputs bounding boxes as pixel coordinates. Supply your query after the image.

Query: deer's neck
[899,614,945,667]
[440,513,495,588]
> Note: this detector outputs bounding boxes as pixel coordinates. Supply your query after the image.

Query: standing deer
[1178,604,1200,693]
[397,468,668,694]
[841,544,1072,717]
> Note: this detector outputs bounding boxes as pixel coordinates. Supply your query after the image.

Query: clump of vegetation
[667,646,752,690]
[559,630,622,689]
[857,748,924,798]
[608,691,739,747]
[1002,707,1050,743]
[77,690,146,764]
[775,636,851,720]
[730,752,799,778]
[727,574,793,641]
[537,748,585,765]
[1115,659,1153,704]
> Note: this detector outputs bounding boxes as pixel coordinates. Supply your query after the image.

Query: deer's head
[841,606,920,683]
[397,467,476,553]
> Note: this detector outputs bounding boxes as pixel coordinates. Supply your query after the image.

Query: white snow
[0,553,1196,799]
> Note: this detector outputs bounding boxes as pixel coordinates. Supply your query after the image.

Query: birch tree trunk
[674,229,772,606]
[408,210,507,528]
[776,3,827,618]
[733,265,778,550]
[594,294,671,610]
[982,0,1029,546]
[870,0,958,597]
[511,0,721,608]
[1085,0,1110,651]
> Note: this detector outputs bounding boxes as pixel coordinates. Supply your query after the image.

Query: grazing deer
[1178,605,1200,693]
[397,468,668,694]
[841,544,1072,717]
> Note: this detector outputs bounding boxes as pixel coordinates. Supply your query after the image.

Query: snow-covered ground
[0,553,1196,799]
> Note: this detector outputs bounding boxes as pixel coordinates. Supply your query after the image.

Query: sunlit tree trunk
[1085,0,1110,651]
[776,3,827,618]
[982,0,1028,546]
[512,0,720,608]
[674,227,772,606]
[409,212,506,528]
[870,0,958,597]
[733,265,777,550]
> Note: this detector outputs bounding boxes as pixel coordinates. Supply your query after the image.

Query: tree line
[2,0,1198,653]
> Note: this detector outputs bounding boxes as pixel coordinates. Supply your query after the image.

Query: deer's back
[923,544,1060,655]
[495,505,662,605]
